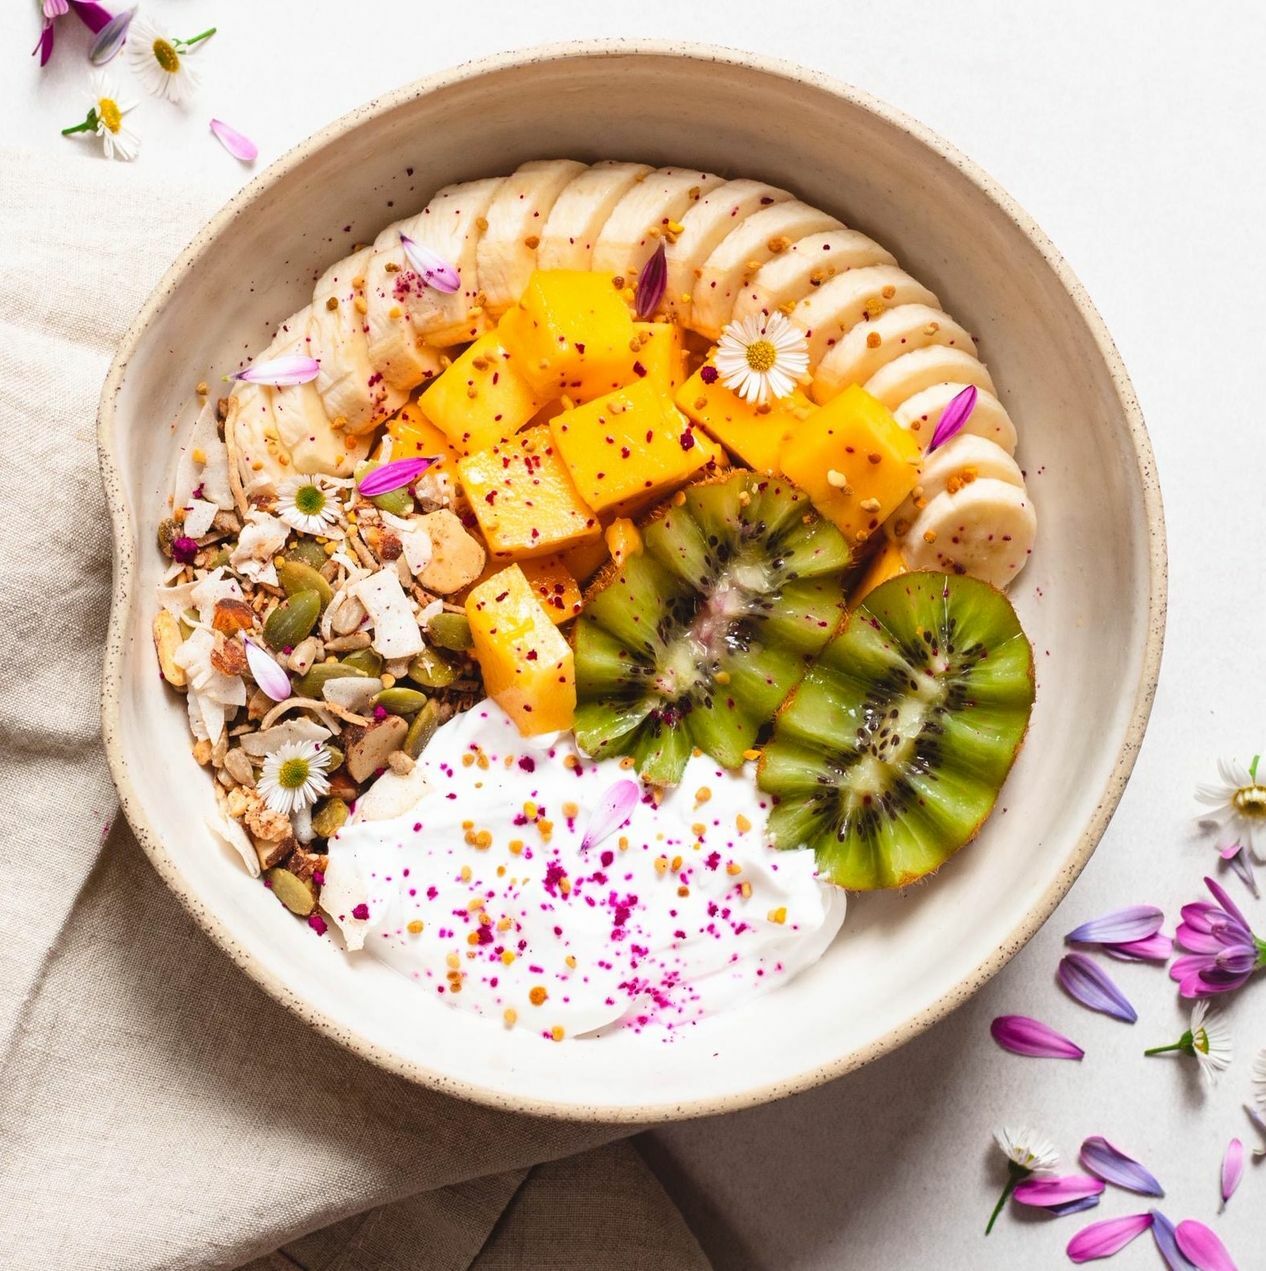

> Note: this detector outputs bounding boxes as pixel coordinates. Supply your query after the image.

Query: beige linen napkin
[0,148,708,1271]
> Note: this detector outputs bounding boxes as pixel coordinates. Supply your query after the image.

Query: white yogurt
[322,701,844,1039]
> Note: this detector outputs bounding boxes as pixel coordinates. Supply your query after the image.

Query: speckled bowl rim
[98,39,1167,1125]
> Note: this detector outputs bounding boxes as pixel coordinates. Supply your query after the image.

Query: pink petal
[1220,1138,1244,1206]
[1175,1220,1238,1271]
[1067,1213,1153,1263]
[357,457,435,498]
[1102,931,1173,962]
[231,355,319,387]
[210,118,258,163]
[580,779,640,851]
[928,384,978,451]
[991,1014,1085,1060]
[400,235,460,294]
[67,0,112,33]
[635,241,667,319]
[44,0,69,18]
[244,640,291,702]
[1014,1175,1105,1207]
[32,18,55,64]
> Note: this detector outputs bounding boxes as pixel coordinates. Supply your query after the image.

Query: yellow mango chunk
[466,565,575,735]
[851,537,908,606]
[457,424,601,561]
[498,270,636,399]
[676,365,817,473]
[604,517,643,567]
[519,555,583,625]
[779,385,922,547]
[560,536,611,584]
[548,377,723,516]
[383,401,461,471]
[418,331,544,455]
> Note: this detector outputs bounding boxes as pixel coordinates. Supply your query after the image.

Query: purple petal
[991,1014,1085,1060]
[67,0,112,33]
[210,118,258,163]
[1014,1175,1105,1207]
[32,18,54,64]
[1245,1104,1266,1158]
[1079,1136,1163,1196]
[1102,931,1173,962]
[1151,1212,1198,1271]
[357,457,434,498]
[400,235,460,294]
[1204,875,1251,931]
[1048,1196,1102,1218]
[1175,1220,1238,1271]
[244,640,291,703]
[1066,906,1164,945]
[635,241,667,320]
[1220,1138,1243,1206]
[1058,954,1137,1023]
[88,4,132,63]
[44,0,70,17]
[580,779,640,851]
[1222,848,1259,897]
[928,384,978,451]
[1067,1214,1153,1263]
[232,355,320,387]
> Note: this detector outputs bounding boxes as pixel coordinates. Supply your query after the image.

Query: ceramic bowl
[99,41,1165,1122]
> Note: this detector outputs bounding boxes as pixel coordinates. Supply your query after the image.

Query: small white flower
[276,475,346,536]
[127,15,214,104]
[1190,999,1233,1084]
[257,740,332,816]
[1196,754,1266,862]
[993,1126,1059,1174]
[714,312,809,405]
[62,73,139,161]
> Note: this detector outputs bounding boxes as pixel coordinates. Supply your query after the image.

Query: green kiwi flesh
[758,570,1034,889]
[572,471,853,785]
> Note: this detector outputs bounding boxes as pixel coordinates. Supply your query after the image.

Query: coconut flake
[321,676,381,713]
[231,512,290,586]
[206,810,260,878]
[189,567,244,625]
[181,498,219,539]
[238,717,331,757]
[174,627,246,746]
[350,568,424,658]
[173,398,234,516]
[355,765,430,821]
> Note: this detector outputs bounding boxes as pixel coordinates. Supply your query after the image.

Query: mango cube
[779,385,922,547]
[851,537,908,606]
[418,331,544,455]
[518,555,583,625]
[676,365,817,473]
[384,400,461,471]
[560,536,611,584]
[466,565,575,735]
[604,517,643,567]
[457,425,600,561]
[498,270,636,399]
[548,377,723,516]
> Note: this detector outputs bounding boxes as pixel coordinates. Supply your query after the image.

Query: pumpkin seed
[265,867,317,916]
[277,559,333,611]
[341,648,384,676]
[311,797,349,839]
[263,589,321,650]
[407,644,458,688]
[374,687,428,716]
[203,545,233,571]
[356,460,415,516]
[426,611,473,651]
[293,661,369,699]
[286,539,329,571]
[404,699,442,758]
[324,744,344,771]
[157,518,179,557]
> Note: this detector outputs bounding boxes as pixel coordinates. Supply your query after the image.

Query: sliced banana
[363,217,447,394]
[691,201,842,339]
[476,159,588,316]
[900,477,1036,589]
[813,304,975,399]
[894,383,1018,454]
[590,166,724,280]
[889,433,1024,537]
[792,265,939,369]
[662,179,793,322]
[859,346,997,411]
[224,381,279,507]
[731,228,896,325]
[537,161,652,272]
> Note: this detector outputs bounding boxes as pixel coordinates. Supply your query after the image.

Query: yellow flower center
[97,97,122,134]
[293,484,326,517]
[1193,1027,1210,1055]
[745,338,777,374]
[277,757,311,790]
[1233,784,1266,818]
[153,37,181,73]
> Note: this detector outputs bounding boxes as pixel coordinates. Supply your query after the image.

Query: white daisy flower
[1190,999,1233,1084]
[1253,1046,1266,1108]
[276,475,346,536]
[714,312,809,405]
[1196,754,1266,861]
[127,15,216,104]
[993,1125,1060,1174]
[60,73,139,162]
[257,740,332,816]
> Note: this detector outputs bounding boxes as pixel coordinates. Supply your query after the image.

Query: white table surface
[6,1,1264,1266]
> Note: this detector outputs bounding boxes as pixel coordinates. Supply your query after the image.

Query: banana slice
[812,304,974,400]
[895,383,1018,454]
[889,432,1023,537]
[661,179,793,322]
[900,477,1036,588]
[538,161,653,271]
[591,166,724,280]
[691,201,843,339]
[476,159,588,316]
[791,265,939,369]
[363,218,447,394]
[731,229,896,325]
[308,247,406,435]
[858,346,997,411]
[224,381,279,508]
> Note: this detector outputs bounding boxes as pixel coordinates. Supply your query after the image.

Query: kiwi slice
[572,470,852,785]
[758,571,1034,889]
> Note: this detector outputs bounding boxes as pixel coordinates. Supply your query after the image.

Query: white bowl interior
[103,46,1160,1120]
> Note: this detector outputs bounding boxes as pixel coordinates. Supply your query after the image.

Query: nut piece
[229,786,291,841]
[287,843,328,886]
[264,866,317,916]
[416,509,486,594]
[254,832,295,871]
[152,610,188,687]
[212,598,256,635]
[287,636,322,676]
[344,715,408,782]
[223,748,255,787]
[210,634,248,677]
